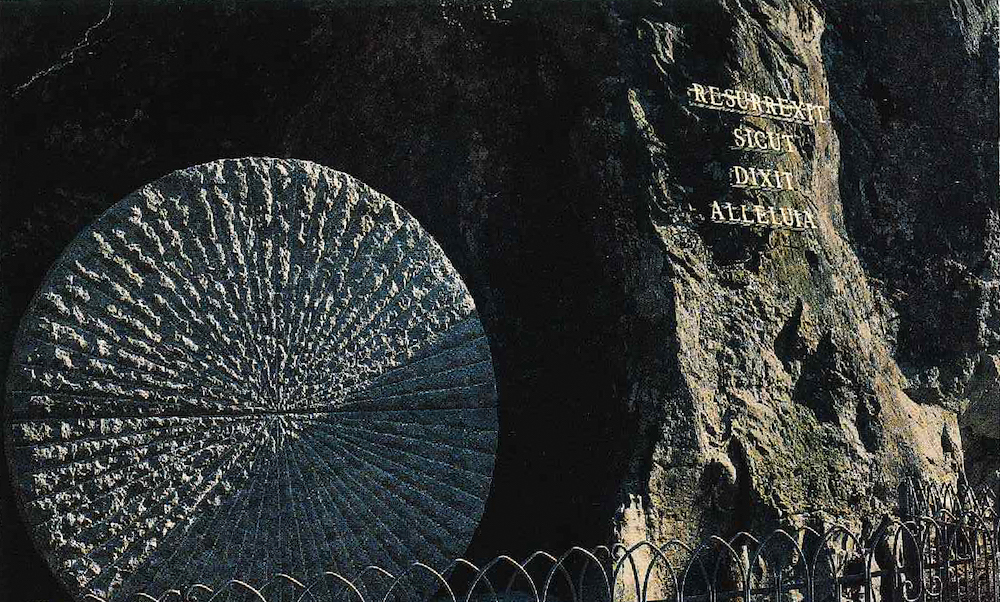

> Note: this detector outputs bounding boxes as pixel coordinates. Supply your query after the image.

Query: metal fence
[83,476,999,602]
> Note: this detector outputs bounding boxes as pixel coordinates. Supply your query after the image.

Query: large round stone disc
[5,158,498,601]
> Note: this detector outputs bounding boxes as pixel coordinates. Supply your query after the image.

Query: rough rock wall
[596,0,999,557]
[822,0,1000,494]
[1,0,997,599]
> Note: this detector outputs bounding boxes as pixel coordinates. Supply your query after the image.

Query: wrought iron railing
[79,476,999,602]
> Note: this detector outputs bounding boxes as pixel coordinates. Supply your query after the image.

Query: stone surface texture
[4,158,498,601]
[1,1,997,600]
[604,6,998,594]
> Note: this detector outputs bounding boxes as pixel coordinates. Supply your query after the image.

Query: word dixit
[731,166,795,191]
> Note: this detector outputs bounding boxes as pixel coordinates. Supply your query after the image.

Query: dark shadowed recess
[821,0,999,491]
[1,2,631,599]
[822,0,998,369]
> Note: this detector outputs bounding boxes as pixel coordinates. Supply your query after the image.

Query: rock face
[5,158,497,601]
[604,0,999,555]
[0,1,996,599]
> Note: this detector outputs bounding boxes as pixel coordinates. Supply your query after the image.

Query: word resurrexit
[687,83,828,125]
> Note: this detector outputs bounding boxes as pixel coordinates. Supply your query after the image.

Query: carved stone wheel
[5,158,498,602]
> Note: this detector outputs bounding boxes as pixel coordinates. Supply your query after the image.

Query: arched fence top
[899,473,999,524]
[79,479,997,602]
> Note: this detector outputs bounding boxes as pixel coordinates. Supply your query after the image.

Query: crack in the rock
[12,0,114,98]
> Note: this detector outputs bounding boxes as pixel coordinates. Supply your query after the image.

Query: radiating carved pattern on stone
[5,158,498,601]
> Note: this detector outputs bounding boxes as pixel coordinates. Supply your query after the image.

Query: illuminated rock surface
[1,2,997,600]
[5,158,498,601]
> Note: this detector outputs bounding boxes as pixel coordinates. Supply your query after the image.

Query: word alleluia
[710,201,818,230]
